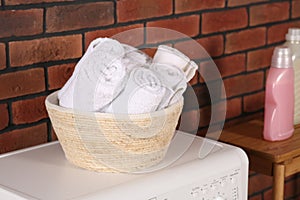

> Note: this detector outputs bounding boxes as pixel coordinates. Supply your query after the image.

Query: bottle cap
[285,28,300,41]
[271,46,293,68]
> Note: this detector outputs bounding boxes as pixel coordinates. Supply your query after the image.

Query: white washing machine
[0,131,248,200]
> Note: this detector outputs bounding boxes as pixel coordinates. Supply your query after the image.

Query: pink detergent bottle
[263,46,294,141]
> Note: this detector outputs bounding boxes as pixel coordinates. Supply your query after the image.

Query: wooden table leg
[273,163,285,200]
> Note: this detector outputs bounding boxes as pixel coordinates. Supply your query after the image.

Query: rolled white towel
[150,63,187,109]
[153,45,198,82]
[93,59,127,111]
[122,44,152,72]
[58,38,110,107]
[58,38,127,112]
[103,67,166,114]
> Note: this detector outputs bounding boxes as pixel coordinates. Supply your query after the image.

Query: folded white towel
[153,45,198,82]
[103,67,166,114]
[150,63,187,109]
[58,38,127,112]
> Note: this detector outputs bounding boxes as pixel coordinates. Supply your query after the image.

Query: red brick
[216,54,246,77]
[179,109,200,132]
[0,123,48,153]
[85,24,144,50]
[249,173,273,194]
[207,81,224,103]
[212,100,227,123]
[292,0,300,18]
[200,54,245,82]
[243,91,265,113]
[284,177,300,198]
[12,96,47,125]
[228,0,267,7]
[48,63,75,90]
[265,68,269,81]
[247,47,274,71]
[0,104,9,130]
[263,188,272,199]
[249,170,257,176]
[297,176,300,188]
[268,21,300,44]
[198,35,224,57]
[196,128,207,137]
[51,127,58,141]
[225,27,266,54]
[250,2,289,26]
[226,98,242,119]
[0,43,5,70]
[199,105,211,127]
[174,35,224,60]
[175,0,225,14]
[0,68,45,100]
[223,71,264,98]
[141,48,157,58]
[198,63,218,83]
[184,85,211,109]
[9,35,82,67]
[117,0,172,23]
[248,194,262,200]
[262,182,300,200]
[46,2,114,33]
[263,178,300,200]
[0,9,43,38]
[147,15,200,44]
[199,99,231,127]
[142,44,172,59]
[6,0,74,5]
[202,8,248,34]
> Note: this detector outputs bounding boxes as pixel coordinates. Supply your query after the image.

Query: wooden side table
[220,120,300,200]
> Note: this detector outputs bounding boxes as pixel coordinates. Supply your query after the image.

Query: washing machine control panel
[149,168,242,200]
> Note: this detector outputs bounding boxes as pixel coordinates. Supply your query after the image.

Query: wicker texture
[45,91,183,173]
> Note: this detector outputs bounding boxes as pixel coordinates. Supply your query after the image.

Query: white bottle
[284,28,300,125]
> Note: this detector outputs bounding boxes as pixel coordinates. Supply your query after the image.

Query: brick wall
[0,0,299,198]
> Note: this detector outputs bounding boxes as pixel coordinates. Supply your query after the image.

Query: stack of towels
[58,38,197,114]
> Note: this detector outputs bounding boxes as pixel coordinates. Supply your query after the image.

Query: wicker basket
[45,91,183,173]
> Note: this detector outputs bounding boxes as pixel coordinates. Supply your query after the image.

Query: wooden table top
[220,120,300,163]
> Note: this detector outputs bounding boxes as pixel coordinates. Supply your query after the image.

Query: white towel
[153,45,198,82]
[58,39,194,113]
[103,67,166,114]
[122,44,152,72]
[150,63,187,109]
[58,38,127,112]
[58,38,111,106]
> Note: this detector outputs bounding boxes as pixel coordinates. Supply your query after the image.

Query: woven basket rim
[45,91,183,119]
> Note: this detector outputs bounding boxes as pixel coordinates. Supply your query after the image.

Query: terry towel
[150,63,187,109]
[58,38,112,106]
[153,45,198,82]
[58,38,195,114]
[122,44,152,72]
[104,67,166,114]
[58,38,127,112]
